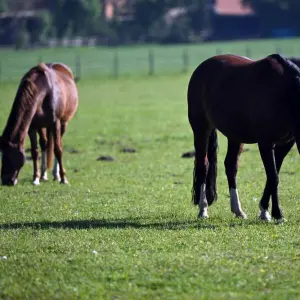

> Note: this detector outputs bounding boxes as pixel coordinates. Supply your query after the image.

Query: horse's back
[204,54,254,66]
[188,54,254,110]
[46,63,74,80]
[43,63,78,122]
[188,54,292,143]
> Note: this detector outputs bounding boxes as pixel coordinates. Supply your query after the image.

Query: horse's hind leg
[38,128,48,181]
[192,130,211,218]
[258,142,283,222]
[52,158,60,182]
[28,127,40,185]
[224,139,247,218]
[51,121,68,184]
[259,139,295,221]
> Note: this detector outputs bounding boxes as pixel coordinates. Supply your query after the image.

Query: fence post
[182,48,189,73]
[113,49,119,78]
[216,48,221,55]
[245,46,251,58]
[75,54,81,82]
[148,48,154,76]
[276,46,282,54]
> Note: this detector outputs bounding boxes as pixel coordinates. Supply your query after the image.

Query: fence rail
[0,39,299,83]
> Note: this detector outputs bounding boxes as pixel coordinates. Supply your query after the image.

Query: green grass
[1,37,300,82]
[1,39,300,299]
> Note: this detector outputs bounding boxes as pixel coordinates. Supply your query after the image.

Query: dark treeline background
[0,0,300,49]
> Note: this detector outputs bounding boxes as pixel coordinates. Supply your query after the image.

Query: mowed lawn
[1,37,300,82]
[1,41,300,299]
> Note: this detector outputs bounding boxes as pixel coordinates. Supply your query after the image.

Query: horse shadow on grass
[0,216,267,231]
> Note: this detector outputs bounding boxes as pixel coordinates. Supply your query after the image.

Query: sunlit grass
[0,39,300,299]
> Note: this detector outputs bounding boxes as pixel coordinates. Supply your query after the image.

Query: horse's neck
[3,102,36,148]
[3,82,43,148]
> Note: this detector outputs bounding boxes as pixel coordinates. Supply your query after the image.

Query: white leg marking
[60,177,69,185]
[275,218,286,224]
[41,172,48,181]
[40,151,48,181]
[33,177,40,185]
[259,205,271,221]
[230,188,247,219]
[198,184,209,218]
[52,158,60,181]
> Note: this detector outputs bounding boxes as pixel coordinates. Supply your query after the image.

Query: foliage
[51,0,101,38]
[0,0,8,42]
[149,14,191,44]
[0,0,8,13]
[14,23,30,49]
[243,0,300,35]
[27,11,52,45]
[120,0,207,43]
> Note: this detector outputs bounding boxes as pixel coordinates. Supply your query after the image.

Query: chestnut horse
[0,62,78,185]
[188,54,300,222]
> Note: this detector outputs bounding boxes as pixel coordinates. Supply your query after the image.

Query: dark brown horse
[0,62,78,185]
[188,53,300,222]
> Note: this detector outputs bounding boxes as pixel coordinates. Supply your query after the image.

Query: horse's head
[0,137,26,186]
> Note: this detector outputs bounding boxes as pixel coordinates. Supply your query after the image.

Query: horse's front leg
[51,121,68,184]
[28,128,40,185]
[258,142,284,222]
[259,139,295,221]
[224,140,247,218]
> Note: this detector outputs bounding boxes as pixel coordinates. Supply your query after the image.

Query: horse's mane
[2,63,48,142]
[268,54,300,128]
[287,57,300,70]
[268,54,300,77]
[13,63,48,109]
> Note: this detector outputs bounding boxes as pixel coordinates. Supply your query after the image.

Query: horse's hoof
[33,178,40,186]
[259,210,271,221]
[235,211,247,219]
[41,174,48,181]
[198,210,209,218]
[53,176,61,182]
[275,218,285,224]
[60,178,69,185]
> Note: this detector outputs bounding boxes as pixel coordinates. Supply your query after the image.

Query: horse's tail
[191,128,218,206]
[188,60,218,206]
[206,128,218,205]
[47,129,54,169]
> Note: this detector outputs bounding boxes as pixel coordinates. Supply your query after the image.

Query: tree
[51,0,102,37]
[242,0,300,35]
[28,11,52,45]
[14,20,30,49]
[120,0,207,43]
[0,0,8,13]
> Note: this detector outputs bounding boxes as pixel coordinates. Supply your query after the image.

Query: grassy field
[1,37,300,82]
[1,39,300,299]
